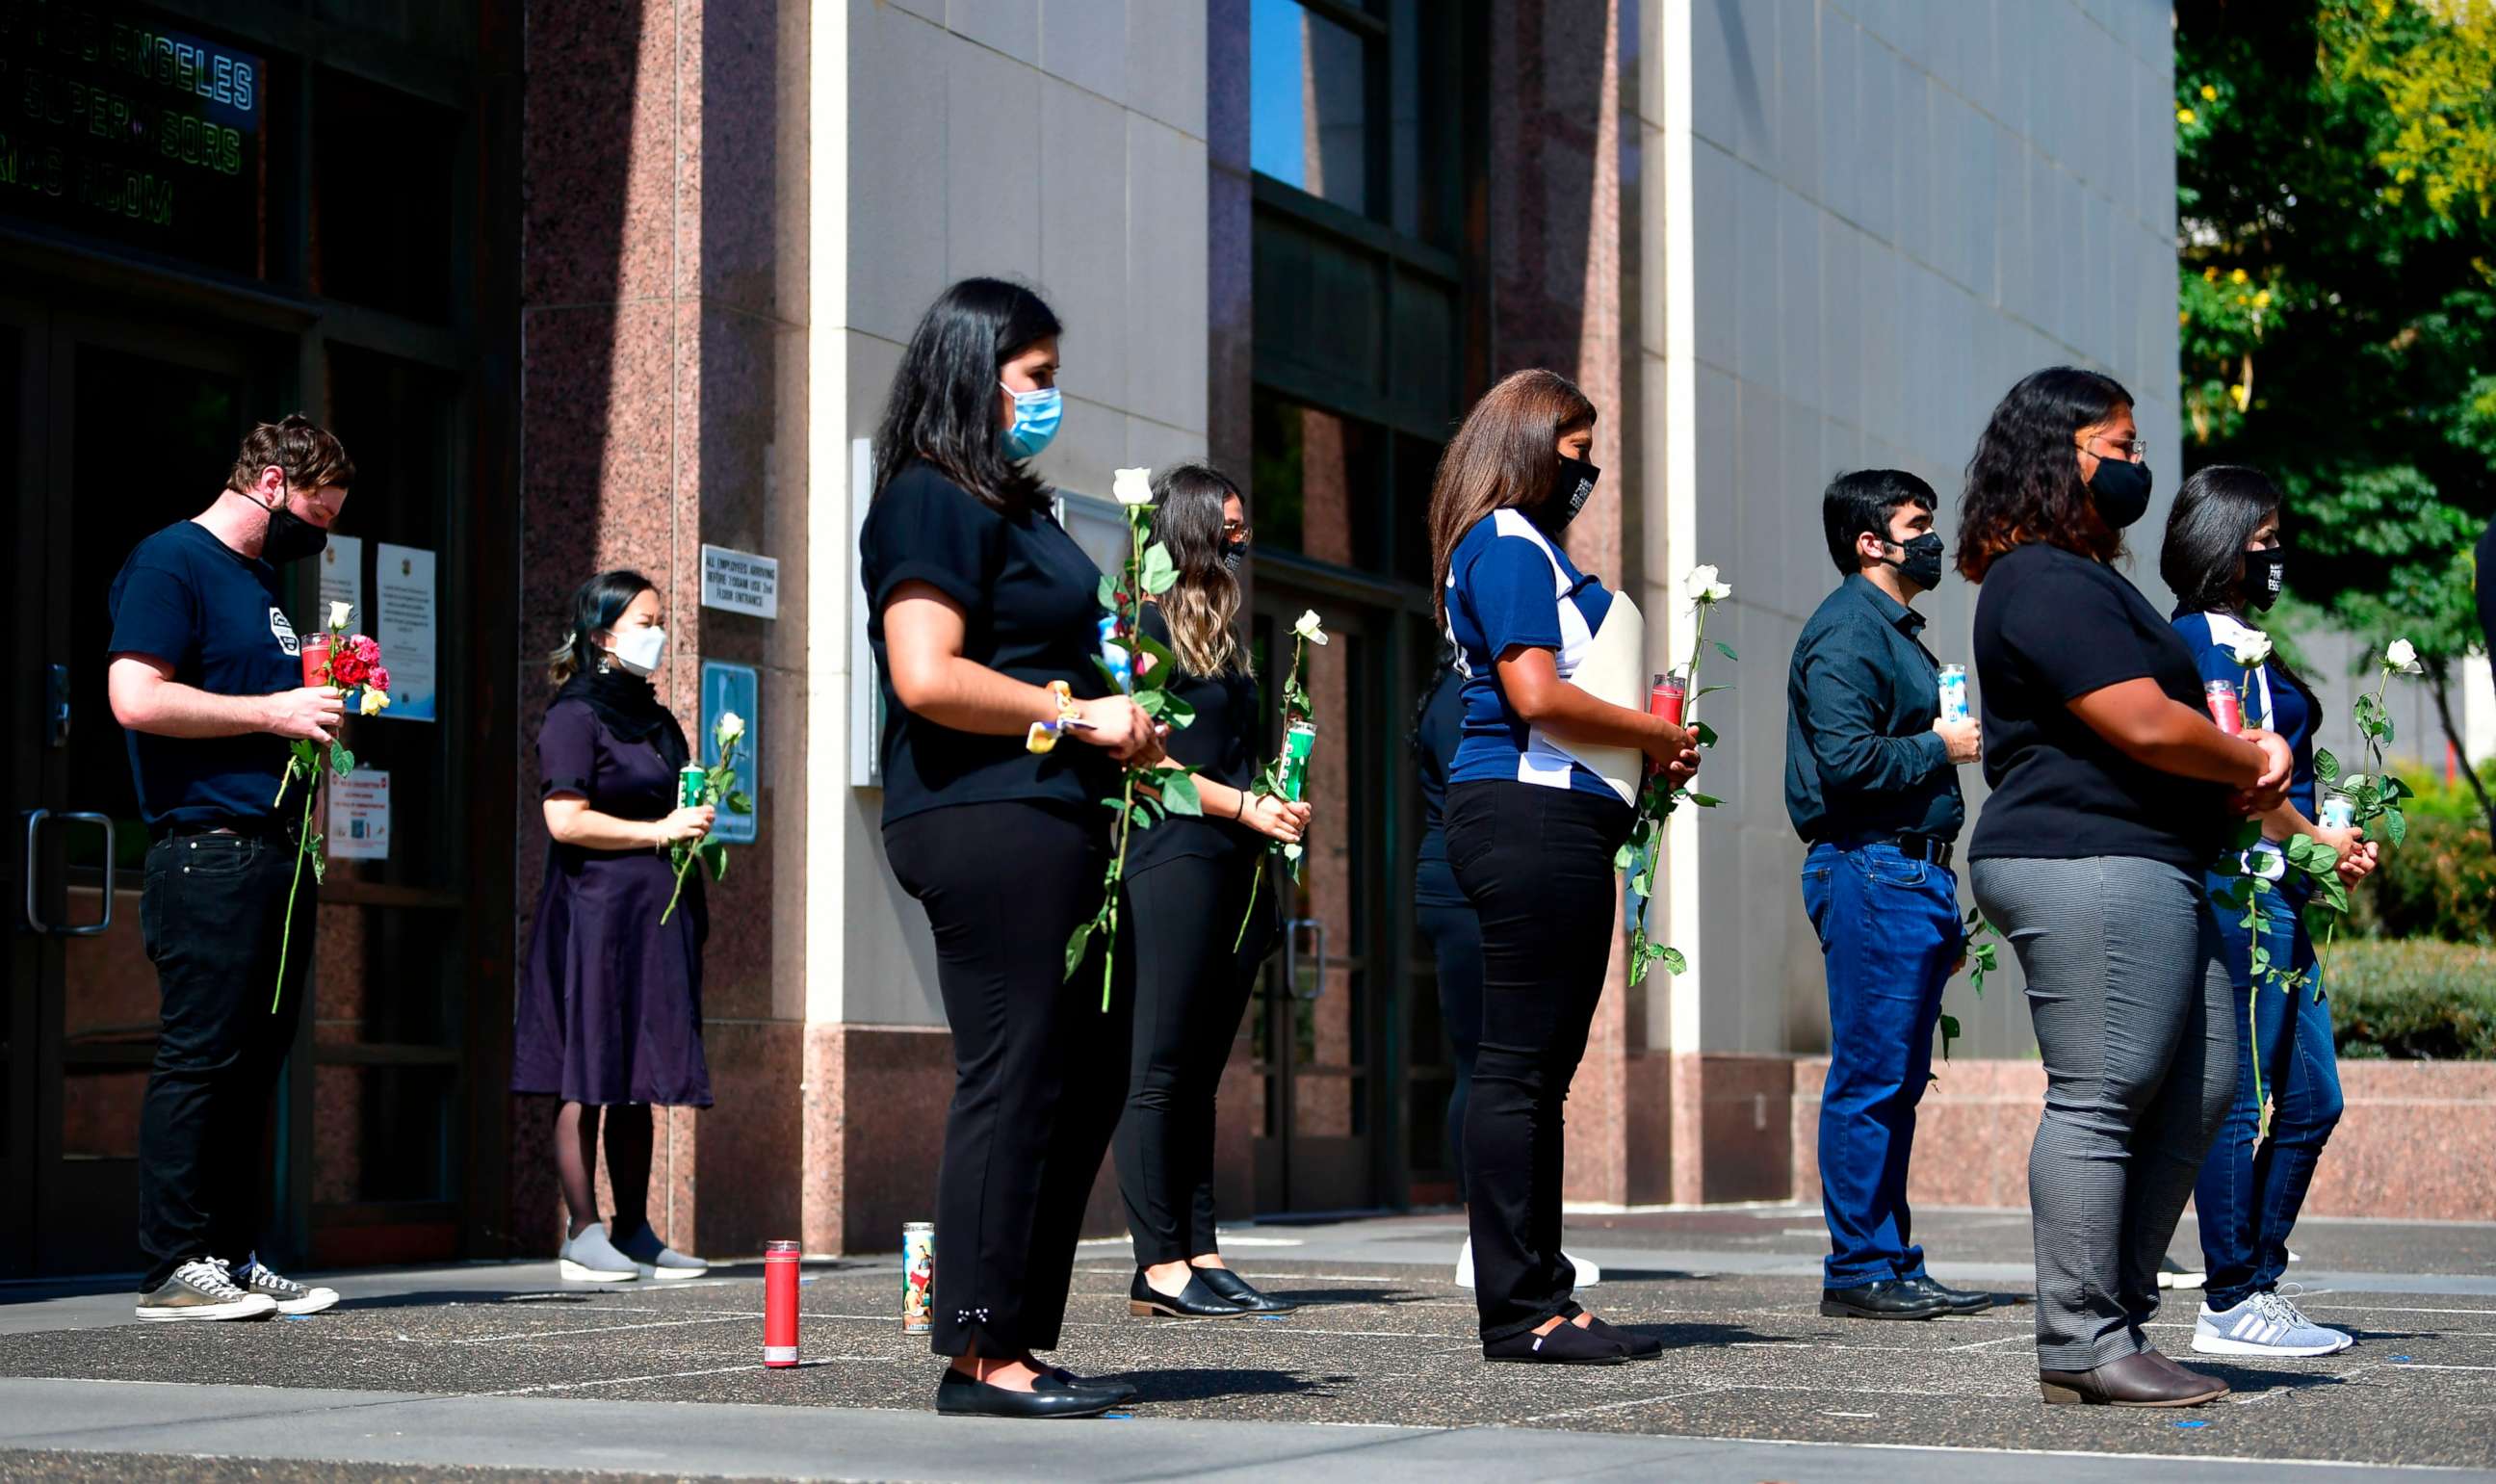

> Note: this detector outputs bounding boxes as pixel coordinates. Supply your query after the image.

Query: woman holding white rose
[862,278,1161,1419]
[514,570,715,1286]
[1113,463,1313,1319]
[1427,369,1702,1365]
[2161,466,2376,1361]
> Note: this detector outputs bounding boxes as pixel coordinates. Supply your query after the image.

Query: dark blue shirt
[2172,611,2318,821]
[1784,574,1965,844]
[106,520,302,829]
[1444,508,1617,799]
[1412,664,1466,908]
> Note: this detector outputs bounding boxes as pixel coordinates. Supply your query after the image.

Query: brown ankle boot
[2040,1349,2229,1406]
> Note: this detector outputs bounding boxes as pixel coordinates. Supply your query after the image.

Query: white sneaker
[2158,1256,2206,1290]
[1568,1251,1601,1288]
[1454,1237,1473,1288]
[1450,1237,1599,1289]
[237,1257,341,1315]
[136,1259,279,1322]
[2192,1289,2353,1357]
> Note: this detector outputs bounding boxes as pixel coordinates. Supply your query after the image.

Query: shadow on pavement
[1110,1367,1354,1403]
[1262,1287,1432,1307]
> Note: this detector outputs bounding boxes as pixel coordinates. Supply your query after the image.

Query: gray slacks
[1969,854,2235,1370]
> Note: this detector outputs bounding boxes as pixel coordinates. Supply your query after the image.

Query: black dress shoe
[1038,1367,1137,1404]
[935,1366,1119,1419]
[1577,1314,1665,1360]
[1820,1279,1949,1320]
[1901,1274,1993,1314]
[1190,1264,1297,1314]
[1483,1320,1629,1365]
[1129,1268,1253,1318]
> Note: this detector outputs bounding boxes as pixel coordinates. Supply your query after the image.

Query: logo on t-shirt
[270,607,299,657]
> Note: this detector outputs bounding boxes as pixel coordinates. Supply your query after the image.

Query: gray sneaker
[611,1221,709,1280]
[237,1256,340,1315]
[559,1222,640,1282]
[137,1259,279,1321]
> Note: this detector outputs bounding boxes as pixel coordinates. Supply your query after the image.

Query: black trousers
[137,831,311,1292]
[1112,850,1268,1266]
[1418,903,1484,1202]
[1445,781,1632,1341]
[884,801,1132,1358]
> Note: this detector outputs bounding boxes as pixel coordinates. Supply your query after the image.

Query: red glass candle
[299,632,332,689]
[764,1239,800,1367]
[1649,671,1687,727]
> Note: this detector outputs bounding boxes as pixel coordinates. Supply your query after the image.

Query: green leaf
[726,791,754,815]
[2383,775,2415,801]
[329,742,355,776]
[1063,921,1096,979]
[1160,772,1203,818]
[2385,805,2408,847]
[2312,871,2350,914]
[702,840,730,882]
[2315,748,2340,785]
[1092,656,1129,692]
[2228,818,2266,851]
[2284,835,2339,873]
[307,838,326,883]
[1135,690,1166,718]
[1937,1012,1962,1060]
[1629,869,1652,898]
[1713,640,1739,663]
[1970,942,1999,972]
[1692,721,1720,748]
[1140,541,1180,595]
[1695,685,1731,699]
[1658,947,1687,976]
[1096,574,1117,612]
[1685,792,1723,808]
[1158,693,1196,731]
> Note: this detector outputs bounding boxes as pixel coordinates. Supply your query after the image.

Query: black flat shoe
[1483,1321,1629,1366]
[1819,1279,1948,1320]
[1191,1265,1297,1314]
[1577,1314,1664,1359]
[1129,1268,1252,1318]
[1038,1367,1137,1405]
[1900,1274,1993,1314]
[935,1366,1119,1419]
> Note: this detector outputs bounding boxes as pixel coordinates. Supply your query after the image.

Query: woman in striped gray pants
[1954,369,2292,1408]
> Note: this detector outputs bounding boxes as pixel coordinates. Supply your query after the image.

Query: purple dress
[511,689,712,1107]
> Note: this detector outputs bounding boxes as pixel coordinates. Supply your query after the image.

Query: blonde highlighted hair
[1149,463,1251,678]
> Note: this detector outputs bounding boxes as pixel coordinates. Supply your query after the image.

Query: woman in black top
[1957,368,2290,1409]
[859,279,1161,1420]
[1113,463,1313,1320]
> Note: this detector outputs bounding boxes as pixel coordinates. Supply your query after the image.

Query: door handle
[1284,915,1327,1001]
[22,809,116,936]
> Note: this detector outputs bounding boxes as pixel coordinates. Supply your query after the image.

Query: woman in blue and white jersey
[1428,369,1701,1366]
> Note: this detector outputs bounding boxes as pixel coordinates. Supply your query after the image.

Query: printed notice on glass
[318,535,364,633]
[701,544,780,619]
[329,768,390,860]
[376,543,438,721]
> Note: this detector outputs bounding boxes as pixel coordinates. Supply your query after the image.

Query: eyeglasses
[2079,433,2148,460]
[1224,524,1253,543]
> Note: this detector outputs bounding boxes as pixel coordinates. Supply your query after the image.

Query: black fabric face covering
[259,497,330,565]
[2084,455,2153,531]
[1882,531,1946,591]
[2246,547,2285,611]
[1543,456,1601,534]
[1223,539,1247,572]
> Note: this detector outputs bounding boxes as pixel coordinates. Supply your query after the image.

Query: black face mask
[2245,546,2285,611]
[260,499,330,565]
[1222,538,1247,573]
[1542,456,1601,534]
[2085,455,2154,531]
[1881,531,1946,592]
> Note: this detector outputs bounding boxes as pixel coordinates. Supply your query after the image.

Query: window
[1250,0,1379,218]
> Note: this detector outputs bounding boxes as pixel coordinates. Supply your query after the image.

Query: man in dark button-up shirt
[1786,469,1987,1325]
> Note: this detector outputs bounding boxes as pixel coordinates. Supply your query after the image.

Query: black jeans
[1418,903,1484,1202]
[884,801,1132,1358]
[1445,781,1633,1342]
[1113,851,1267,1266]
[137,830,311,1291]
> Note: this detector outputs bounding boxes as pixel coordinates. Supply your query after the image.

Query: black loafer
[1191,1264,1297,1314]
[1901,1274,1993,1314]
[935,1367,1119,1419]
[1129,1268,1252,1318]
[1483,1320,1629,1365]
[1039,1367,1137,1405]
[1578,1314,1664,1359]
[1819,1279,1948,1320]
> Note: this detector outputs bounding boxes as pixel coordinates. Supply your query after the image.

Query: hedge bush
[2323,940,2496,1060]
[2346,814,2496,944]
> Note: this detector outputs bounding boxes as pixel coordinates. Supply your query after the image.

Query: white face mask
[608,625,668,677]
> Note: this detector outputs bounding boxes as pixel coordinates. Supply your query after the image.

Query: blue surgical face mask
[1001,382,1062,458]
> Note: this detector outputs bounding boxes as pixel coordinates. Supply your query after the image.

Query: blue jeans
[2194,872,2344,1312]
[1802,840,1964,1289]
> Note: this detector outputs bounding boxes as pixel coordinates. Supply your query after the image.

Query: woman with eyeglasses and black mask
[2161,466,2377,1362]
[1959,368,2293,1408]
[1113,463,1313,1320]
[861,277,1163,1419]
[1429,369,1701,1366]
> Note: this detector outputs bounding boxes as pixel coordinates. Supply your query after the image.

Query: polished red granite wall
[510,0,807,1261]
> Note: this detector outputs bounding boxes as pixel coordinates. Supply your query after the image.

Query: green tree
[2175,0,2496,840]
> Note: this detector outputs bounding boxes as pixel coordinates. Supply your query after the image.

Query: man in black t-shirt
[106,414,356,1322]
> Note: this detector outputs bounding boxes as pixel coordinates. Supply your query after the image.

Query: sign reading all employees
[701,544,779,619]
[0,4,268,273]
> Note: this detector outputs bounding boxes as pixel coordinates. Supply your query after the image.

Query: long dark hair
[546,569,658,686]
[1149,462,1250,677]
[2162,464,2317,701]
[871,278,1063,515]
[1426,369,1598,627]
[1956,366,2133,582]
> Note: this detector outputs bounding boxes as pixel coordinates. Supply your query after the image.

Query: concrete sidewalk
[0,1205,2488,1481]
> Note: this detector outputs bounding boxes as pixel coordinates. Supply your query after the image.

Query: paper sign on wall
[701,544,779,619]
[375,543,438,721]
[701,661,759,846]
[329,768,390,860]
[318,535,363,632]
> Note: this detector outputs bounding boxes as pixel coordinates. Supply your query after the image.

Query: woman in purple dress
[514,570,716,1283]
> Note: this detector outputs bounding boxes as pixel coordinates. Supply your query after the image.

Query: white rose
[716,710,746,747]
[1112,467,1156,507]
[1293,609,1329,646]
[2384,638,2419,672]
[327,600,353,631]
[2228,632,2273,668]
[1684,564,1731,605]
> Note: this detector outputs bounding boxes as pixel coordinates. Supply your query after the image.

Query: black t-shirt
[1968,542,2233,871]
[106,520,301,829]
[1126,604,1261,872]
[1412,664,1467,908]
[859,461,1114,824]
